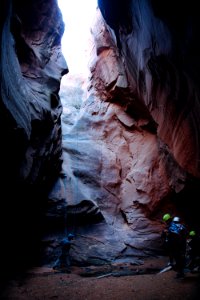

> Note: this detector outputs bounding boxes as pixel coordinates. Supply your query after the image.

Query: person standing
[161,213,174,266]
[53,233,75,273]
[167,217,188,278]
[187,230,200,272]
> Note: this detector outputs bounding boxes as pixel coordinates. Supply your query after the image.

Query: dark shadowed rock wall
[0,0,67,276]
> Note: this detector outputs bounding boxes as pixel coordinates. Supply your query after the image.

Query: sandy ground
[1,256,200,300]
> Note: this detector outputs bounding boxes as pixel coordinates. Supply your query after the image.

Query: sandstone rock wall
[1,0,200,271]
[99,0,200,178]
[0,0,67,273]
[47,7,199,266]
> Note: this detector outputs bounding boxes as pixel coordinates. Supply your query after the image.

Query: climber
[53,233,75,273]
[187,230,200,272]
[166,216,188,278]
[161,213,174,266]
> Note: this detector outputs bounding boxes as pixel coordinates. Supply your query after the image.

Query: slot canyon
[0,0,200,282]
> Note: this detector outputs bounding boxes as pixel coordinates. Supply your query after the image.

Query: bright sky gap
[57,0,98,74]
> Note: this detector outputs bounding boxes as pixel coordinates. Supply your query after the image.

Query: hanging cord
[62,177,78,237]
[62,175,69,236]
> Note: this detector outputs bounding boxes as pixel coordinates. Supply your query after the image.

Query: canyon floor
[1,256,200,300]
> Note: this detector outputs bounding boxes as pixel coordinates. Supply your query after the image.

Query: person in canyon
[161,213,174,266]
[164,216,188,278]
[53,233,75,273]
[187,230,200,272]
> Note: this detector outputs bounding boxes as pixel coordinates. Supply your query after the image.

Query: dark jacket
[167,221,187,252]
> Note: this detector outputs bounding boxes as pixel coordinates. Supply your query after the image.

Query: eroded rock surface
[0,0,67,273]
[1,0,200,272]
[48,6,200,266]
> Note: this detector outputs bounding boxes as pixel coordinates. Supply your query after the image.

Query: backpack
[168,221,186,236]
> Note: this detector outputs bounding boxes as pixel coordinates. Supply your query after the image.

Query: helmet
[189,230,196,237]
[68,233,75,240]
[163,213,171,222]
[173,216,180,222]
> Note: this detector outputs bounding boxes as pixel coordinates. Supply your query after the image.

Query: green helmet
[163,213,171,222]
[189,230,196,237]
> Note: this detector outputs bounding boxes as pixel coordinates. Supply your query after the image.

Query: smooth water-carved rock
[1,0,200,271]
[0,0,68,273]
[99,0,200,178]
[48,5,200,266]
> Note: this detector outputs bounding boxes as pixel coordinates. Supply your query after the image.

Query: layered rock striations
[1,0,200,271]
[98,0,200,178]
[48,4,200,266]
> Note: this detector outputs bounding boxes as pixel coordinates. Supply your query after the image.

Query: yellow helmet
[189,230,196,237]
[163,213,171,222]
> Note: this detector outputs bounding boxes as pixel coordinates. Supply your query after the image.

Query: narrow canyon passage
[47,1,200,269]
[0,0,200,290]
